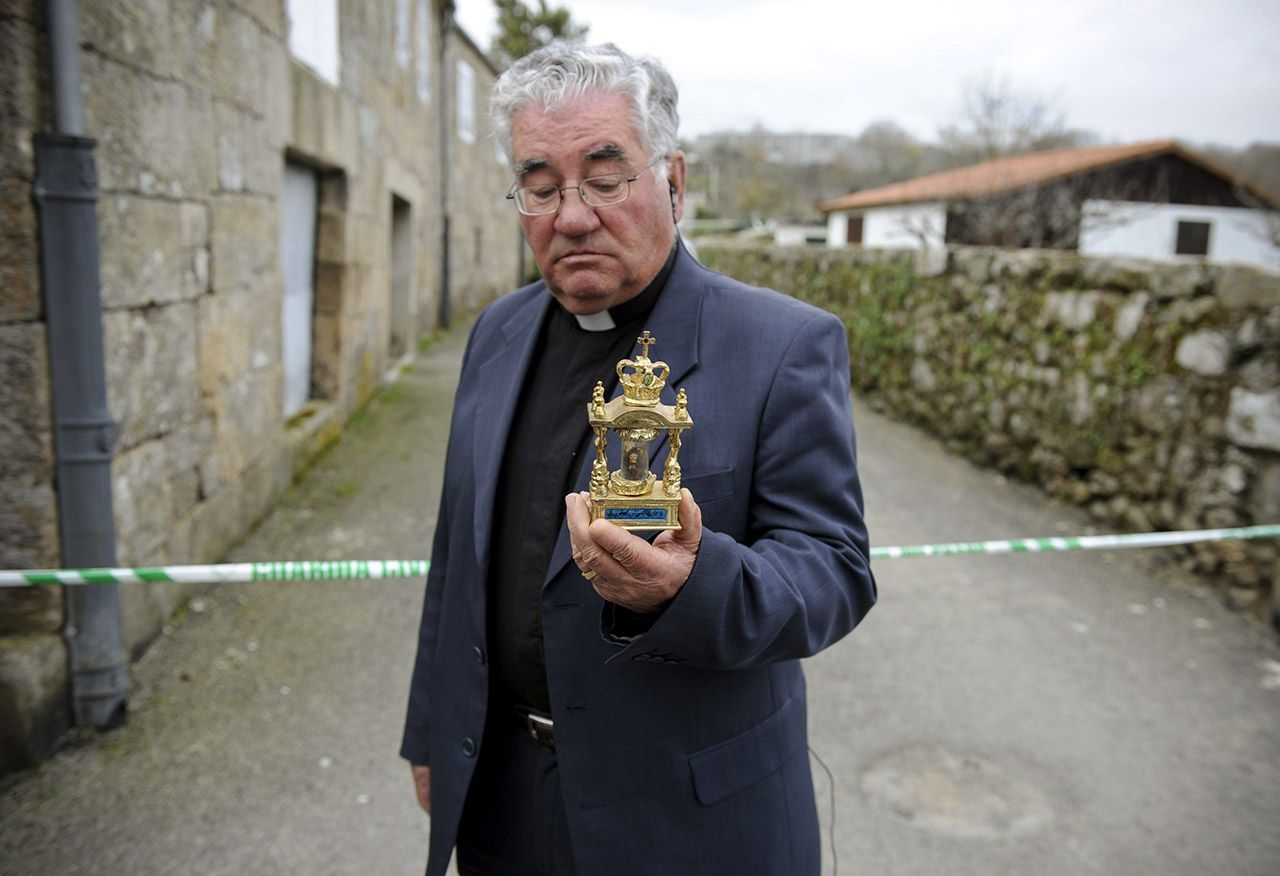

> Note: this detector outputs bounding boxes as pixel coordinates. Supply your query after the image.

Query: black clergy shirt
[486,243,677,713]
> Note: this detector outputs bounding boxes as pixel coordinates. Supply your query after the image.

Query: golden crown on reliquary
[616,330,669,407]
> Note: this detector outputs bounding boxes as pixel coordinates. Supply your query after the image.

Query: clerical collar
[569,240,679,332]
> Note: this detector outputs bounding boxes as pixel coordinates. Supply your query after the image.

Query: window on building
[395,0,411,68]
[1175,220,1211,256]
[457,60,476,144]
[415,0,431,103]
[846,215,864,245]
[286,0,339,86]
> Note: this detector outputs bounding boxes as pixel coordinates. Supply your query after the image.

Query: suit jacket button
[472,645,485,665]
[462,737,477,758]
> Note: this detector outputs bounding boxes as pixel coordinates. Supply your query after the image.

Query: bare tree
[1227,185,1280,249]
[1205,142,1280,195]
[855,119,925,186]
[1206,143,1280,247]
[894,209,945,249]
[946,164,1172,250]
[938,72,1092,167]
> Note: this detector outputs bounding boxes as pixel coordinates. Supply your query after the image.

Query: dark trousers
[455,712,576,876]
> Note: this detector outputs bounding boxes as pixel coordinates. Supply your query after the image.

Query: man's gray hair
[490,42,680,175]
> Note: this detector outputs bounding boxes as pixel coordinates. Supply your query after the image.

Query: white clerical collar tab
[574,310,616,332]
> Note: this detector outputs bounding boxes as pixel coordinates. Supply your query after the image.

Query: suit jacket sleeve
[605,310,876,669]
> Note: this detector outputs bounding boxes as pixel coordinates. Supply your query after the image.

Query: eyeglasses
[506,163,660,216]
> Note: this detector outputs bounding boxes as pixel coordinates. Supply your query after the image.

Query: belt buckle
[525,713,555,749]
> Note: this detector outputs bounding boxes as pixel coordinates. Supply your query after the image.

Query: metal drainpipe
[34,0,128,729]
[437,1,454,329]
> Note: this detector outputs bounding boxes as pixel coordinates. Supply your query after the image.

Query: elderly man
[401,42,875,876]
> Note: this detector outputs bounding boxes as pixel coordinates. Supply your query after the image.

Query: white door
[281,163,317,417]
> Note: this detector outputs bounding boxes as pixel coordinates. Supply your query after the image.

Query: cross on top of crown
[616,330,668,407]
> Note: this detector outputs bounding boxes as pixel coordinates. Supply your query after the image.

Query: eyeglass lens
[516,174,632,214]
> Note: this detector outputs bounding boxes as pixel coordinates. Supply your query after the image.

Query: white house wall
[1080,200,1280,270]
[864,204,946,250]
[827,204,946,250]
[825,212,847,248]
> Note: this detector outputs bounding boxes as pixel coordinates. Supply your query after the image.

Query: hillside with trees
[684,77,1278,228]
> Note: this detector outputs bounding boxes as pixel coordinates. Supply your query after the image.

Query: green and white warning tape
[868,524,1280,559]
[1,525,1277,588]
[0,560,430,588]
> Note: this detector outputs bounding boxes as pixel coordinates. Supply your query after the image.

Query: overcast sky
[454,0,1280,150]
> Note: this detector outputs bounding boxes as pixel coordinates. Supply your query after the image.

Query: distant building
[819,140,1280,270]
[688,129,859,166]
[771,224,829,246]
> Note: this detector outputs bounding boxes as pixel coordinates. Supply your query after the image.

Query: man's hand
[565,488,702,613]
[411,764,431,814]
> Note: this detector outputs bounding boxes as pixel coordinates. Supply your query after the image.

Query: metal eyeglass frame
[506,162,661,216]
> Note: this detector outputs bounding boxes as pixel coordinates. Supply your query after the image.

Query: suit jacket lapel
[542,243,708,587]
[647,242,706,390]
[472,290,553,570]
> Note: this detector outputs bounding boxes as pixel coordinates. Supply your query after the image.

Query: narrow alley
[2,323,1277,875]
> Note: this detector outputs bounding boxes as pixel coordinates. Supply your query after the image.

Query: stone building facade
[1,0,521,771]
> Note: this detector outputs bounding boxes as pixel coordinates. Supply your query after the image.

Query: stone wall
[1,0,68,772]
[699,242,1280,626]
[0,0,519,771]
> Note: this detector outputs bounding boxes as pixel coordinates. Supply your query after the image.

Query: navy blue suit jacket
[402,245,876,875]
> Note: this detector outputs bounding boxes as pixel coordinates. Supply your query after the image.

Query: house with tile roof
[818,140,1280,270]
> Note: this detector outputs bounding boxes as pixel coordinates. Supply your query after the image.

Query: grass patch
[417,330,446,353]
[377,382,406,404]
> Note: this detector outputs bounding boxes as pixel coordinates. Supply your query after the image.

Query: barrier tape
[869,524,1280,558]
[0,560,430,588]
[1,525,1277,588]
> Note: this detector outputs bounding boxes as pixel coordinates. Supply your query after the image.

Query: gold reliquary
[587,331,692,531]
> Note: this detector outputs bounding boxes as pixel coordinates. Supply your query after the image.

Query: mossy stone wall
[700,242,1280,624]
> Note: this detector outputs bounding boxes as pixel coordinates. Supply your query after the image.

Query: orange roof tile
[818,140,1279,212]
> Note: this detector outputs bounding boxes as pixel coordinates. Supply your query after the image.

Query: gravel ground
[2,318,1277,876]
[810,402,1280,876]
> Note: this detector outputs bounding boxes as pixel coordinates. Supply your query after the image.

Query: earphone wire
[809,744,838,876]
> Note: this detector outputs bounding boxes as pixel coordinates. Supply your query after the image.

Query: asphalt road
[2,320,1277,875]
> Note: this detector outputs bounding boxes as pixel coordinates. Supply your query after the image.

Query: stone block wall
[0,0,66,770]
[699,242,1280,625]
[0,0,519,771]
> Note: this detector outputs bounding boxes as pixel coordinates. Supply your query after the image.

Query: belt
[514,708,556,749]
